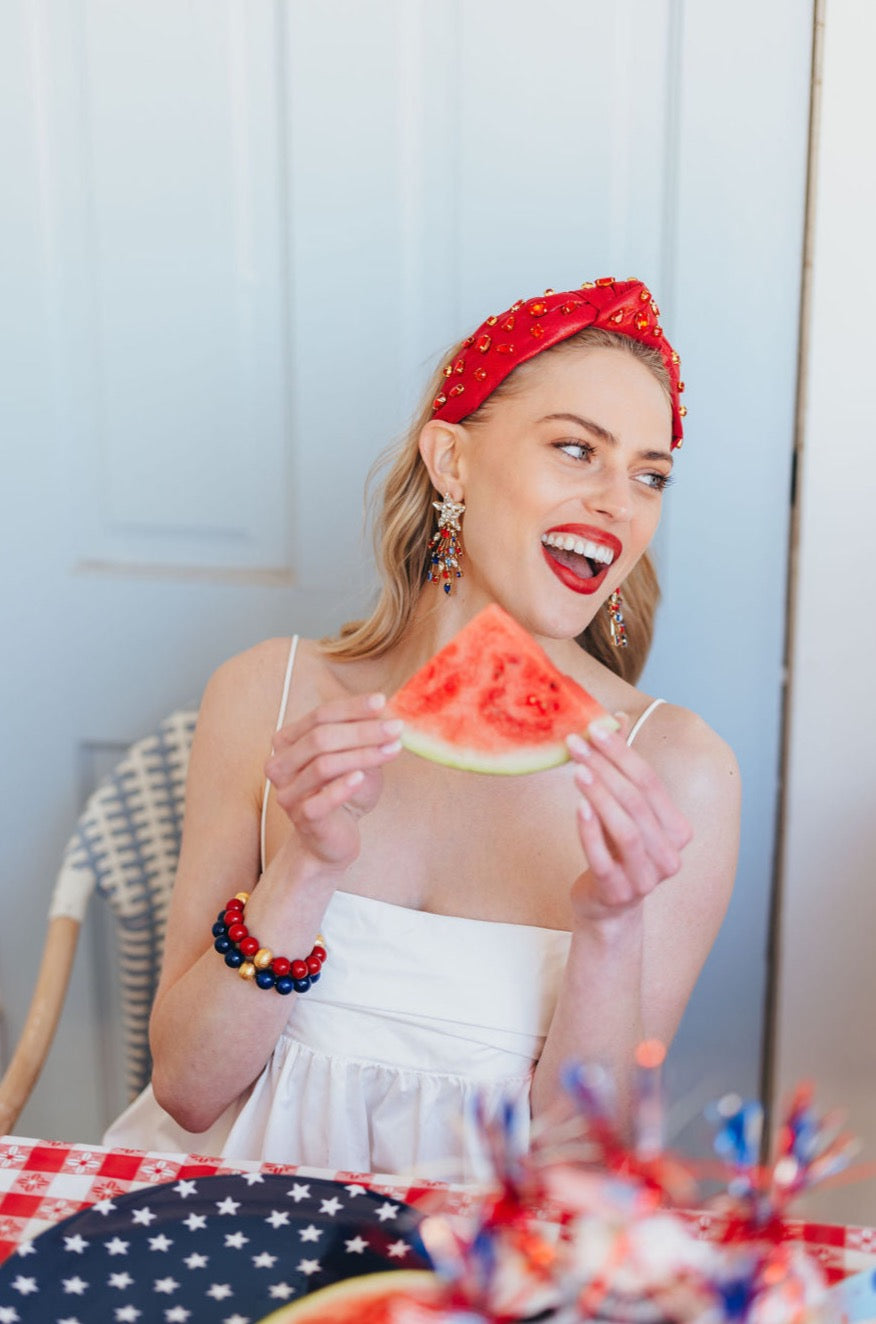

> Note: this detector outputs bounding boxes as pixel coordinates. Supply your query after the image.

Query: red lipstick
[541,524,623,597]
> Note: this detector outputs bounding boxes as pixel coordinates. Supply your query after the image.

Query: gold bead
[235,892,250,904]
[239,961,256,980]
[254,947,273,969]
[315,934,326,946]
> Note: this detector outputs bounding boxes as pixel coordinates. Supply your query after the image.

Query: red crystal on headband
[432,277,685,448]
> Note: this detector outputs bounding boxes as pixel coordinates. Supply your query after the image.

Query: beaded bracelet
[211,892,327,995]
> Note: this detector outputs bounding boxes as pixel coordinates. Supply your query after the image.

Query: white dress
[104,640,664,1182]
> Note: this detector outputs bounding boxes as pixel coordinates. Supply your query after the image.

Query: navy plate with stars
[0,1173,431,1323]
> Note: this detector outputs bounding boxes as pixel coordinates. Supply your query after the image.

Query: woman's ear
[418,420,465,499]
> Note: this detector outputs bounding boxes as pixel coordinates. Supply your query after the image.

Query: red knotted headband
[431,277,685,449]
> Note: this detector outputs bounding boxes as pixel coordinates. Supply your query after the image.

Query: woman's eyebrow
[540,413,674,466]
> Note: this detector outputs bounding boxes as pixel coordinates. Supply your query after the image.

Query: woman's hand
[566,719,693,927]
[264,693,402,870]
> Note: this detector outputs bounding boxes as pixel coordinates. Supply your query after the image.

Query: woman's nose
[584,468,629,522]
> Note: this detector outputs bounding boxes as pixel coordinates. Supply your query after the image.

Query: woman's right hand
[263,692,402,870]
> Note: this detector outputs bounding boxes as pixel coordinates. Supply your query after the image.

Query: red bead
[528,300,547,316]
[239,936,259,958]
[449,383,465,397]
[291,959,308,980]
[529,324,545,339]
[271,956,291,976]
[476,334,492,353]
[432,394,447,410]
[311,944,327,962]
[453,356,465,374]
[501,315,515,332]
[225,898,244,912]
[496,343,515,354]
[596,276,615,286]
[227,923,248,943]
[473,367,488,381]
[306,956,322,976]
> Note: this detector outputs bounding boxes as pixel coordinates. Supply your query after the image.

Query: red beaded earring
[426,493,465,595]
[607,589,628,648]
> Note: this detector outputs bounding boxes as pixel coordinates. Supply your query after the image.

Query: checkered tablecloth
[2,1135,875,1287]
[0,1135,478,1265]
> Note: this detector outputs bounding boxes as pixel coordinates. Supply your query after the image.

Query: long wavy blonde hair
[323,328,669,684]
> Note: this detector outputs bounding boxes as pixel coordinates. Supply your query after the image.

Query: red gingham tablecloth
[0,1135,479,1264]
[2,1135,875,1286]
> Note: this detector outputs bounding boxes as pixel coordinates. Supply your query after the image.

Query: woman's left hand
[566,718,693,927]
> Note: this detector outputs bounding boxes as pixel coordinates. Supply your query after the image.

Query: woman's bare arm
[149,640,402,1133]
[531,706,740,1123]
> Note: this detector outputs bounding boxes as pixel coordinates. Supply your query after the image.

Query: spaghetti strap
[260,636,300,875]
[627,697,666,747]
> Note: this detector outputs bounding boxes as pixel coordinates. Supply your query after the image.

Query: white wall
[773,0,876,1226]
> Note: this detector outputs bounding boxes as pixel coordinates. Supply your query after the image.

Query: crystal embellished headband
[431,277,686,449]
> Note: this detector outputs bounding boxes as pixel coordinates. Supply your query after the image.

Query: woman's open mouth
[540,526,622,596]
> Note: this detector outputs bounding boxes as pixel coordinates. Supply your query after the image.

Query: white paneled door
[1,1,812,1144]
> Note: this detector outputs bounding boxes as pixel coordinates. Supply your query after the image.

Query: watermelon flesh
[390,604,618,774]
[259,1270,441,1322]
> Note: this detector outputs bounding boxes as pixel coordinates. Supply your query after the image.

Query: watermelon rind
[257,1268,441,1321]
[399,714,619,775]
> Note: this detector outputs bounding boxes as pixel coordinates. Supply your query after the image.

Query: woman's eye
[635,471,673,492]
[554,440,595,461]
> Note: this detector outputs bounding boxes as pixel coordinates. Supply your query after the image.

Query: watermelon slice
[259,1269,442,1322]
[390,604,618,774]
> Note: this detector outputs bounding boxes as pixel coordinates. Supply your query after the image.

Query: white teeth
[541,532,616,565]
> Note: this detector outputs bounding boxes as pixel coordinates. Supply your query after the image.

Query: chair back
[50,710,198,1101]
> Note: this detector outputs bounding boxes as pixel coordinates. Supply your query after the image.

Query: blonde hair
[322,328,668,684]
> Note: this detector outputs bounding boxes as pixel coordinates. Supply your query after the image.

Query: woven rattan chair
[0,709,197,1134]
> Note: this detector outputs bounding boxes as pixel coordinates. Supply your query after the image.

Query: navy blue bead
[275,975,294,995]
[224,948,243,968]
[293,976,311,993]
[217,909,228,923]
[255,969,275,990]
[214,936,232,954]
[308,970,320,984]
[212,921,227,938]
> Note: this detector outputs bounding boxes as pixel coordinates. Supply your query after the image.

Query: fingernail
[574,763,594,786]
[379,739,403,755]
[381,718,404,737]
[368,693,387,712]
[347,770,364,786]
[578,796,593,821]
[588,718,613,742]
[566,732,590,758]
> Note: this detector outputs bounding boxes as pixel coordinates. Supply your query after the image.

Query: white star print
[57,1317,81,1324]
[173,1180,197,1199]
[109,1272,134,1289]
[319,1197,343,1217]
[62,1276,88,1294]
[184,1214,207,1232]
[223,1316,250,1324]
[387,1239,409,1258]
[92,1198,117,1216]
[252,1251,277,1268]
[268,1282,294,1300]
[344,1235,368,1254]
[265,1210,289,1229]
[164,1308,191,1322]
[184,1252,209,1269]
[297,1259,321,1276]
[374,1201,399,1221]
[298,1224,322,1243]
[15,1242,35,1257]
[242,1171,264,1185]
[0,1308,19,1323]
[132,1208,156,1226]
[215,1196,240,1215]
[224,1231,249,1249]
[115,1307,141,1322]
[287,1183,310,1203]
[344,1184,368,1196]
[106,1237,130,1256]
[149,1233,173,1252]
[154,1277,180,1294]
[64,1234,89,1254]
[207,1283,233,1300]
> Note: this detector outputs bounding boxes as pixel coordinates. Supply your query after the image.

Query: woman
[106,279,740,1181]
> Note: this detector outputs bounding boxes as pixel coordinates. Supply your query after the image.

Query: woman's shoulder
[627,698,741,814]
[201,634,371,728]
